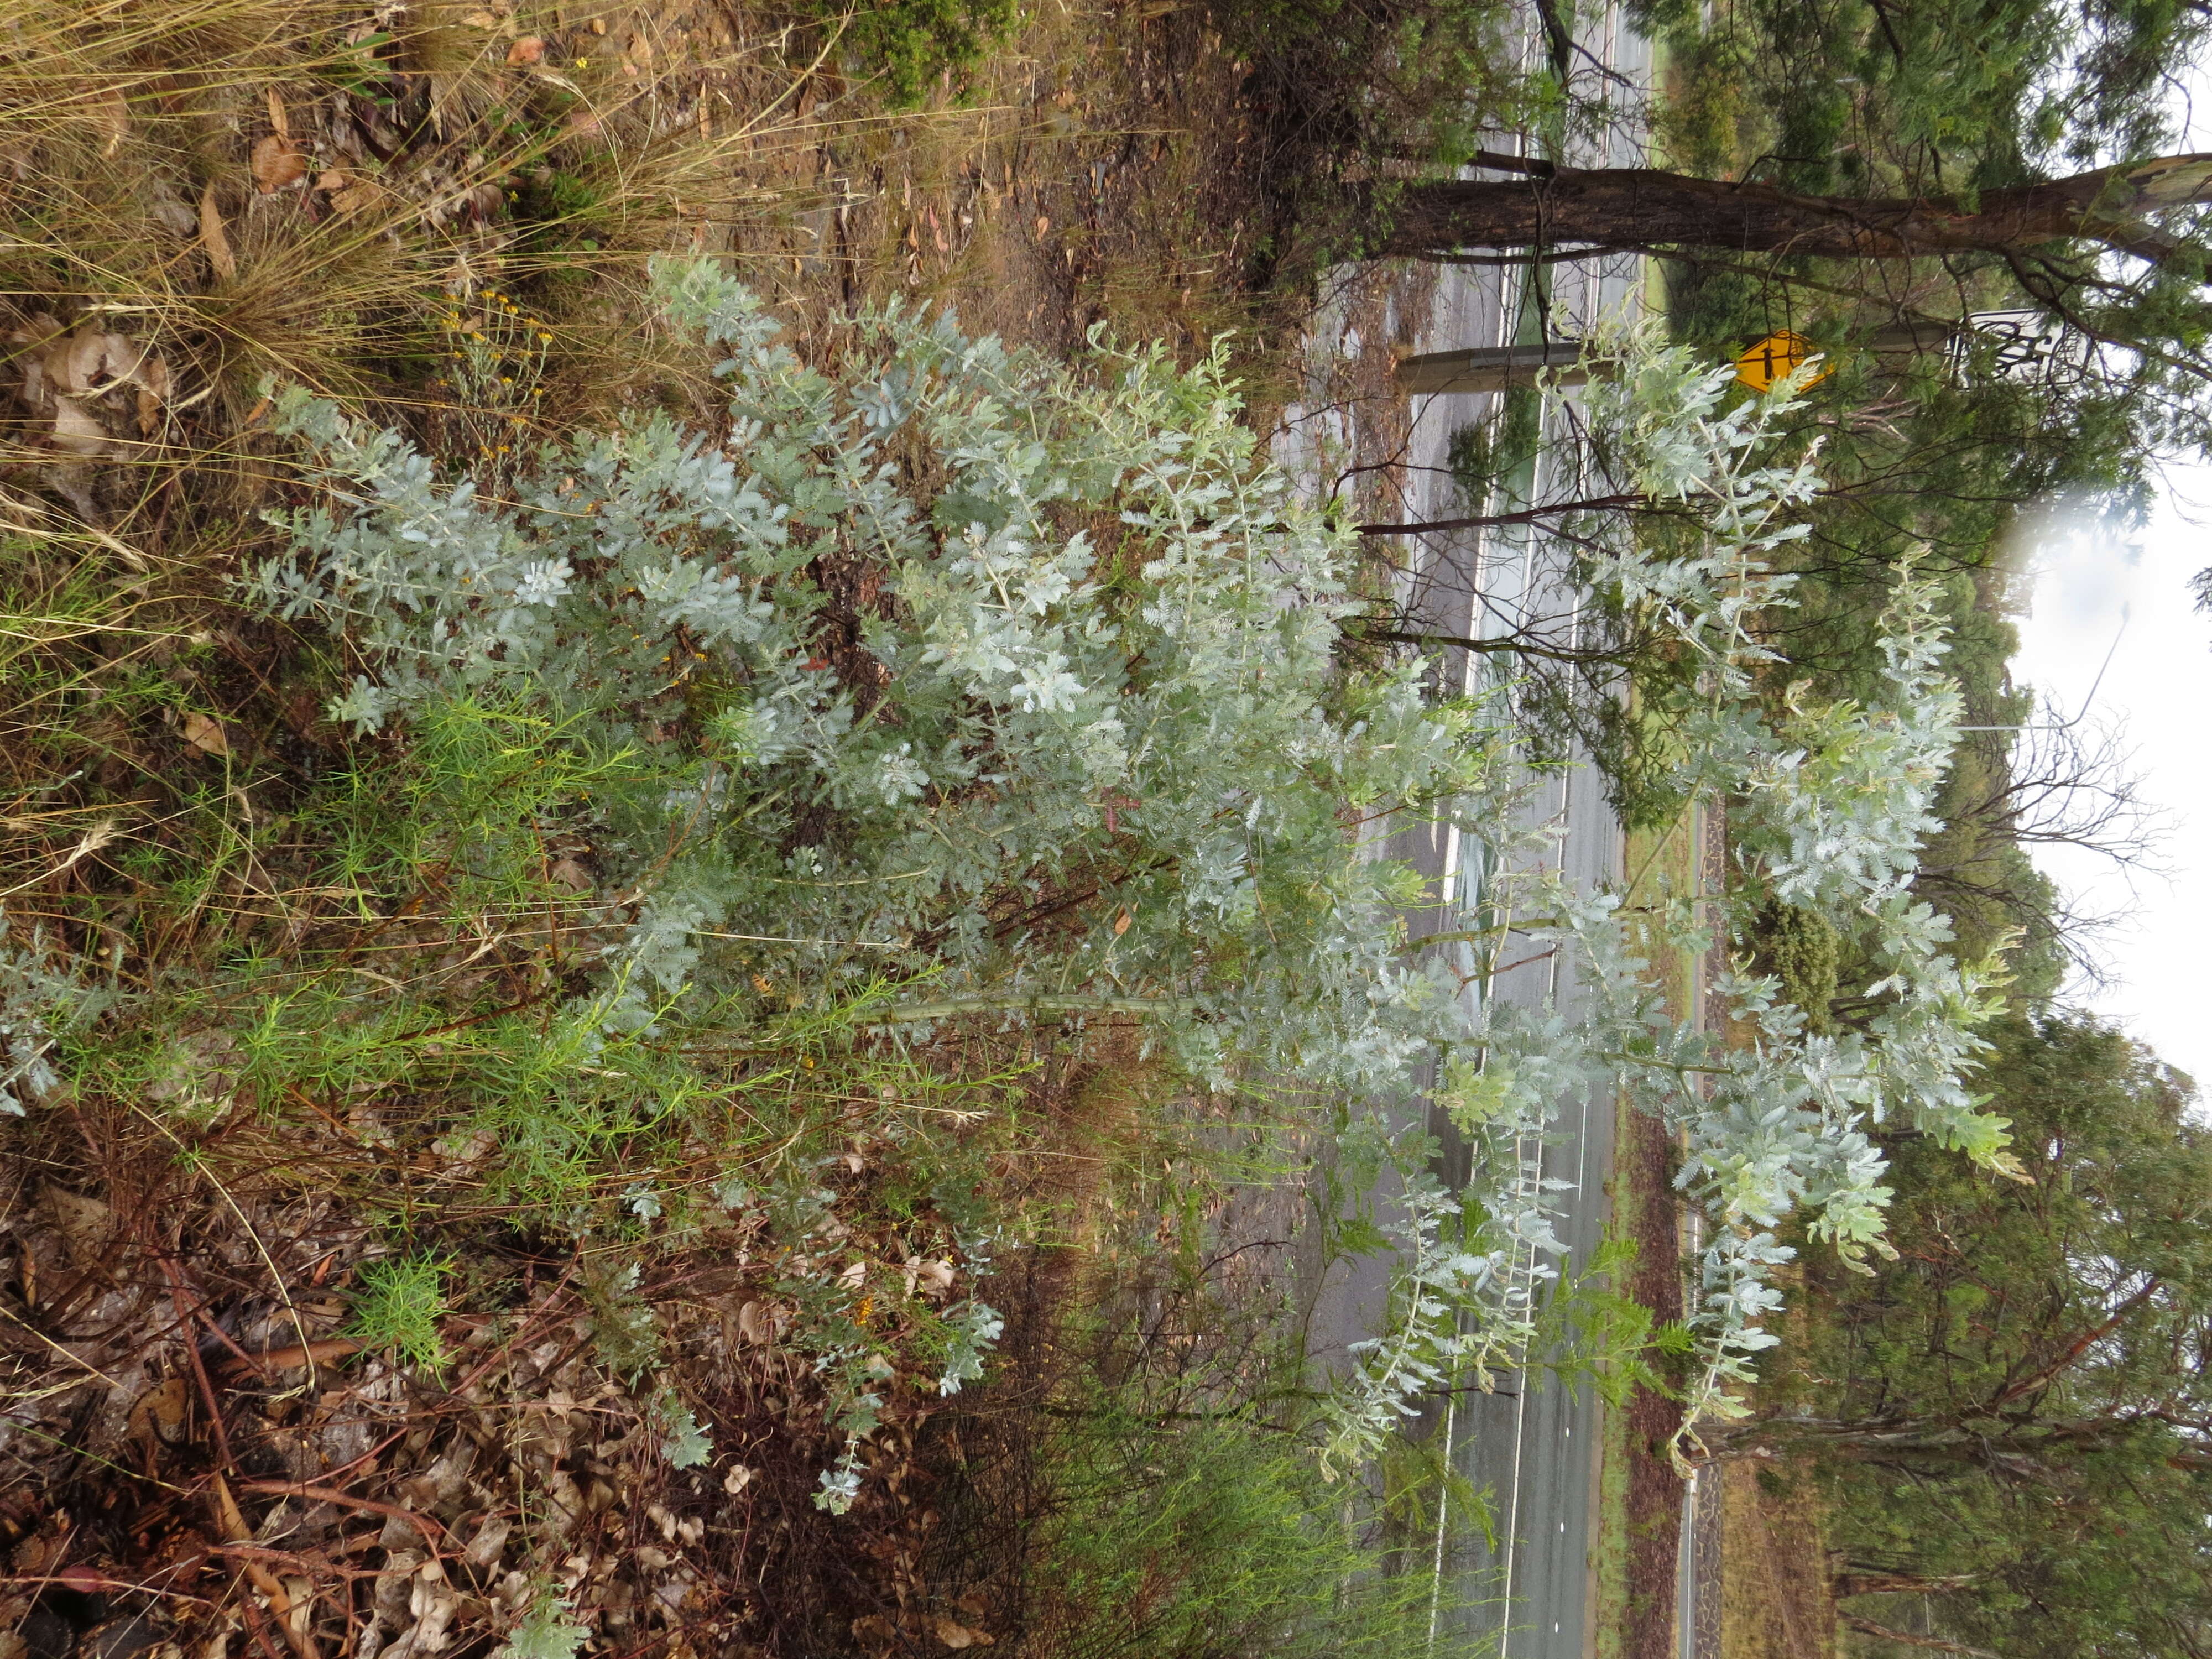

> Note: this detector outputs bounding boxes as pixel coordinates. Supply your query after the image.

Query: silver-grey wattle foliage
[251,258,1506,1496]
[253,257,1499,1091]
[0,921,101,1117]
[1316,335,2016,1470]
[249,264,2013,1483]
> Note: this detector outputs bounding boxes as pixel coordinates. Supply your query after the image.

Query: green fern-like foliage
[346,1254,451,1373]
[497,1592,590,1659]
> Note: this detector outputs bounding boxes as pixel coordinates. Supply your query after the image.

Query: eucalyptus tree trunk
[1373,153,2212,265]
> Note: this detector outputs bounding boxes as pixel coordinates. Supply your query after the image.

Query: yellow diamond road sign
[1735,330,1829,393]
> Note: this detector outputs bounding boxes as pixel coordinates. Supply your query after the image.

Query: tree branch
[1354,492,1645,536]
[1838,1614,2000,1659]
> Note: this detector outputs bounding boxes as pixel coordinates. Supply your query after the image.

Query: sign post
[1734,330,1832,393]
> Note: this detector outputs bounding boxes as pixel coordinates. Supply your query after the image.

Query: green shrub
[796,0,1020,105]
[945,1397,1458,1659]
[347,1254,452,1371]
[1753,902,1840,1036]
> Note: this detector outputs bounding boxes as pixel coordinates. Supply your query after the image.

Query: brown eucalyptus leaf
[735,1300,769,1344]
[49,398,112,457]
[251,135,309,194]
[199,185,236,280]
[181,713,229,758]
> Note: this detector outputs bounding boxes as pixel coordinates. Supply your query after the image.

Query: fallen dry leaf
[905,1257,957,1297]
[148,187,197,237]
[735,1300,770,1345]
[181,712,229,758]
[59,332,106,394]
[331,178,390,215]
[128,1380,190,1451]
[133,349,171,432]
[933,1617,994,1650]
[280,1575,315,1641]
[266,87,289,141]
[505,35,545,65]
[252,134,309,193]
[211,1473,253,1544]
[56,329,144,398]
[461,1514,511,1570]
[49,398,113,457]
[199,184,236,280]
[11,316,62,404]
[39,1183,113,1265]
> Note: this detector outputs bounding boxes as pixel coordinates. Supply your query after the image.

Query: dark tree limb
[1369,153,2212,267]
[1354,493,1645,536]
[1839,1613,2000,1659]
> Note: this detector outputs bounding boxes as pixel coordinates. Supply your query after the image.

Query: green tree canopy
[1739,1011,2212,1657]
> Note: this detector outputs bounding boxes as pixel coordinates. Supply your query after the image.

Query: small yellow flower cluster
[437,283,559,465]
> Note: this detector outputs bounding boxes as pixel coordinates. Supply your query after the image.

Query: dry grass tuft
[1720,1460,1840,1659]
[0,0,870,527]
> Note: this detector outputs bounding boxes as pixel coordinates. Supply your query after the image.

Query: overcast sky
[2002,71,2212,1094]
[2012,473,2212,1091]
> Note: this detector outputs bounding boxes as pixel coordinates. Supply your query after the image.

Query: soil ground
[1610,820,1700,1659]
[1619,1100,1687,1659]
[1718,1462,1837,1659]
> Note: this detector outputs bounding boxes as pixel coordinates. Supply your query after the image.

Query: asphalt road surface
[1286,10,1656,1655]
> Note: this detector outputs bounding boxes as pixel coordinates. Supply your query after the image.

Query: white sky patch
[1998,58,2212,1093]
[2012,468,2212,1091]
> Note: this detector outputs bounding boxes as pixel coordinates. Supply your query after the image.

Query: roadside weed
[347,1254,452,1371]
